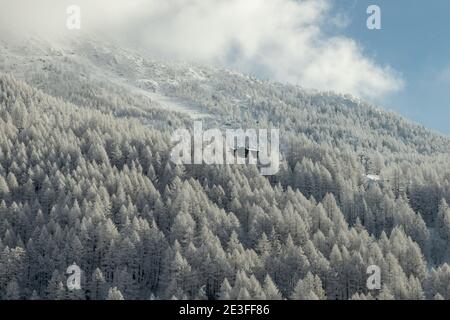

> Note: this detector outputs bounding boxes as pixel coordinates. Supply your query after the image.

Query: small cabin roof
[229,146,259,152]
[226,139,259,152]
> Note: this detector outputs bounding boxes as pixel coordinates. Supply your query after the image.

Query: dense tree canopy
[0,38,450,300]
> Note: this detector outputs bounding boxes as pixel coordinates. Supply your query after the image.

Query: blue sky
[334,0,450,134]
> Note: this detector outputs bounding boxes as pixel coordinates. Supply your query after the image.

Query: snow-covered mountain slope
[0,36,211,122]
[2,35,449,157]
[1,35,450,300]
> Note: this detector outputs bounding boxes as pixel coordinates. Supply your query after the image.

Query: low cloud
[0,0,404,99]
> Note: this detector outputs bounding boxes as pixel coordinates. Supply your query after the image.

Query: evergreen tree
[107,287,125,300]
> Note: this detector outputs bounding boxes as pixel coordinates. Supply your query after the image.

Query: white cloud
[0,0,404,99]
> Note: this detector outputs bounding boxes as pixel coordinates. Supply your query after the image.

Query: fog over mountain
[0,0,403,100]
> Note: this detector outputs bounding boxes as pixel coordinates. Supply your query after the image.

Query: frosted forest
[0,36,449,300]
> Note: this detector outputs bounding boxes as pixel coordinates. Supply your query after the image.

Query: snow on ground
[139,90,210,120]
[0,37,212,120]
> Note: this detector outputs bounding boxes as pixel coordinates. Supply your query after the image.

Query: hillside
[0,37,449,300]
